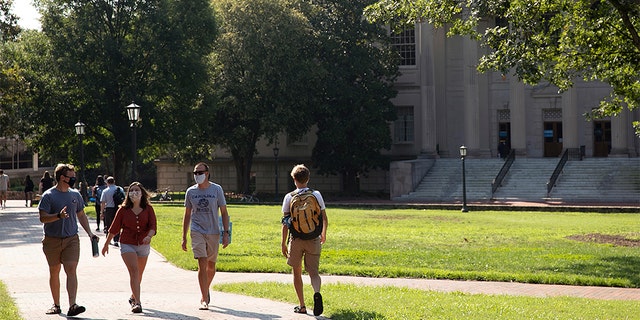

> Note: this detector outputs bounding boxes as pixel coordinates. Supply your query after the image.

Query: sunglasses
[193,171,208,175]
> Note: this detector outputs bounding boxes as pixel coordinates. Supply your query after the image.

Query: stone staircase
[548,158,640,203]
[395,158,640,204]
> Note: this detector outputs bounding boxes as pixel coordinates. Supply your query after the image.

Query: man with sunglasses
[182,162,230,310]
[38,163,97,317]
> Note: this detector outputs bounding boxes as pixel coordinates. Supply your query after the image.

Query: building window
[394,106,414,143]
[391,28,416,66]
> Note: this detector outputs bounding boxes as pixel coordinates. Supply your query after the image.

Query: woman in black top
[24,175,34,207]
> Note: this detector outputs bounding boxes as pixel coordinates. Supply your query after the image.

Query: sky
[12,0,41,30]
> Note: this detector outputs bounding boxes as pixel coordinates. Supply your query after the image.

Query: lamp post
[273,145,279,201]
[126,102,141,182]
[74,122,86,203]
[459,145,469,212]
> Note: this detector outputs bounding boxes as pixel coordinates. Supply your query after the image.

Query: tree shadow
[0,212,43,247]
[542,255,640,287]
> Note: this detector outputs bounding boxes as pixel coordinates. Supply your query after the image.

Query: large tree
[0,0,24,138]
[307,0,399,194]
[14,0,217,183]
[365,0,640,134]
[205,0,321,194]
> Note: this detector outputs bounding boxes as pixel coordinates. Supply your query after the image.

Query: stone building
[155,22,639,197]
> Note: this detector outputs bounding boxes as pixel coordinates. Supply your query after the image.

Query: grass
[53,204,640,320]
[213,282,639,320]
[0,281,22,320]
[148,204,640,287]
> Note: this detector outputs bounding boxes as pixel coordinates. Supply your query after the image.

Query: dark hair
[95,175,105,186]
[290,164,310,183]
[122,182,151,209]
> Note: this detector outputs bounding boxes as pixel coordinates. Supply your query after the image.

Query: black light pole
[75,122,86,203]
[126,103,141,183]
[460,145,469,212]
[273,146,279,201]
[74,121,86,185]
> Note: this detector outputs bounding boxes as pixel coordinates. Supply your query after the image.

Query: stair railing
[546,149,569,197]
[491,149,516,198]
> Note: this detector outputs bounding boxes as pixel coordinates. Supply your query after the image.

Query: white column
[609,109,630,157]
[562,88,579,148]
[418,23,438,158]
[509,74,527,156]
[463,36,480,155]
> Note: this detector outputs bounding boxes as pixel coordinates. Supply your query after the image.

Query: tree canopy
[365,0,640,134]
[308,0,399,193]
[205,0,321,193]
[7,0,217,183]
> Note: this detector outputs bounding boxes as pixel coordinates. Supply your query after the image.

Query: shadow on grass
[330,309,386,320]
[550,255,640,287]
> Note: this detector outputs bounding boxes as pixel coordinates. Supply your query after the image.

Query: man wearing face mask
[38,163,97,317]
[182,162,230,311]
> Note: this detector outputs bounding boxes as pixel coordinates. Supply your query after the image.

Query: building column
[418,23,438,158]
[509,74,527,156]
[562,88,580,158]
[463,36,480,155]
[609,108,630,157]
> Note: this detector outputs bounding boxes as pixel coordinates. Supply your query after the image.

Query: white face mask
[129,190,141,201]
[194,173,207,184]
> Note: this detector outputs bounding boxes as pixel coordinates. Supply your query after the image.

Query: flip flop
[294,305,307,314]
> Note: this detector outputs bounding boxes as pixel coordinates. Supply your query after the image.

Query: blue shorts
[119,243,151,257]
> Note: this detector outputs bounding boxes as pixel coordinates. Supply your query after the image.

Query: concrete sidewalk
[1,200,639,320]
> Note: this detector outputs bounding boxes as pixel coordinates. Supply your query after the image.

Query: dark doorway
[544,122,563,157]
[593,121,611,157]
[498,122,511,158]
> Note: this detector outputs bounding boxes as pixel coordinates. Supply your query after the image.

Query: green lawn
[24,203,634,320]
[149,204,640,287]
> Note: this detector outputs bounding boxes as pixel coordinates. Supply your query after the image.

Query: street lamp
[273,145,279,201]
[74,121,86,200]
[126,102,141,182]
[459,145,469,212]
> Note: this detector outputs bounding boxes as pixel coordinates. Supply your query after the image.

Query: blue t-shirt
[38,188,85,238]
[184,182,227,235]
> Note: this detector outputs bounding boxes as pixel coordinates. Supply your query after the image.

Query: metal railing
[546,149,569,197]
[491,149,515,197]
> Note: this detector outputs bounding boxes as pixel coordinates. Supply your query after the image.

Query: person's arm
[143,207,157,245]
[320,209,328,244]
[77,209,95,239]
[281,216,289,257]
[181,208,191,251]
[39,206,69,223]
[220,205,230,248]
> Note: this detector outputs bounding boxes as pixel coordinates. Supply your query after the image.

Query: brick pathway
[0,200,638,320]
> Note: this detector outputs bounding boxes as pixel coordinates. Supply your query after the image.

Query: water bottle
[91,236,99,257]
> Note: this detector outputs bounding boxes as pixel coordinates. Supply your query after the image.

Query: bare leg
[292,265,305,308]
[197,258,216,303]
[62,261,78,306]
[48,264,62,306]
[121,252,141,303]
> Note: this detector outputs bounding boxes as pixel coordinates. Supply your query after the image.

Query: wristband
[57,213,61,218]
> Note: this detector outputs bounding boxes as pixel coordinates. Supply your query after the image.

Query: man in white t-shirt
[182,162,230,311]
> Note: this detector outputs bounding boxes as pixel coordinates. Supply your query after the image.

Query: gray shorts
[120,243,151,257]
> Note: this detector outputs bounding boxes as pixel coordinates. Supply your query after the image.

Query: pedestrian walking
[182,162,230,310]
[281,164,328,316]
[102,182,157,314]
[37,163,97,317]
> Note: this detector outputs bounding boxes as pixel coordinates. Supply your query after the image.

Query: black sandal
[66,304,86,317]
[45,304,61,315]
[294,305,307,314]
[313,292,323,316]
